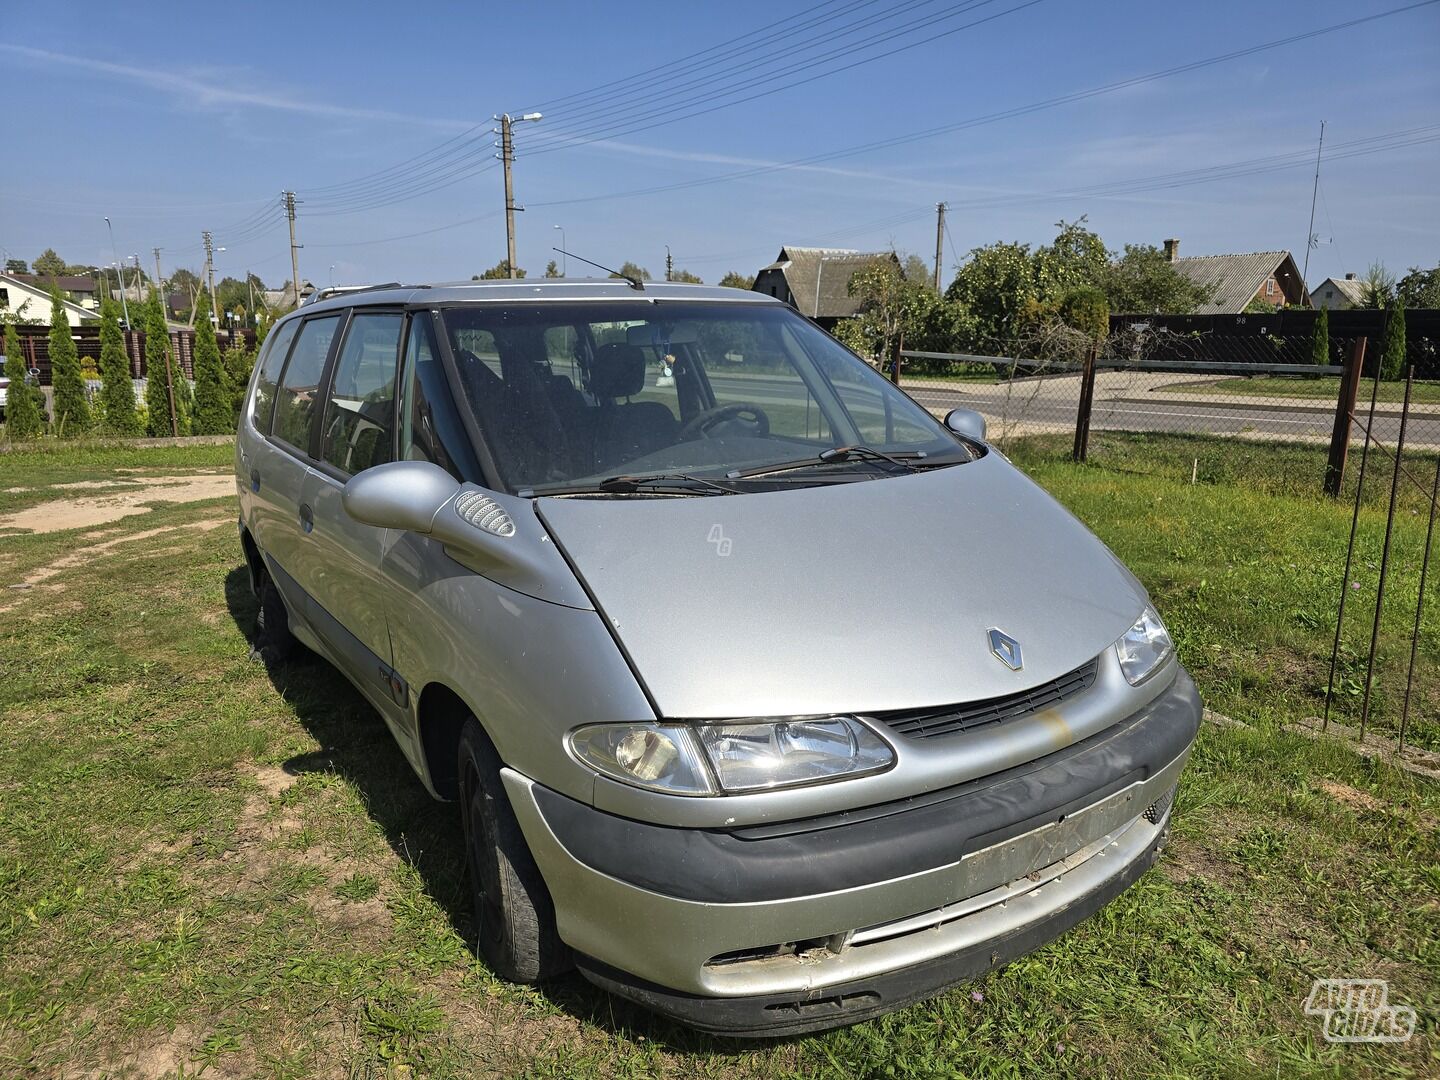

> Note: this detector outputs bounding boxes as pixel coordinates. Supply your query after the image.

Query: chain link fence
[891,312,1440,500]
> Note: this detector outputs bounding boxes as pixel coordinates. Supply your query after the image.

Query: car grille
[869,656,1100,740]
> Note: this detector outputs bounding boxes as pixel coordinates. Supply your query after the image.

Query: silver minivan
[235,279,1200,1036]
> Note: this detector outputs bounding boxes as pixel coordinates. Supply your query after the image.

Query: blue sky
[2,0,1437,292]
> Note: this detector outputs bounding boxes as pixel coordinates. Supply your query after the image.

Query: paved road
[692,372,1440,448]
[899,383,1440,448]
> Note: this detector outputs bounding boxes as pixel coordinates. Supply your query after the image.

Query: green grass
[0,442,1436,1077]
[1170,376,1440,404]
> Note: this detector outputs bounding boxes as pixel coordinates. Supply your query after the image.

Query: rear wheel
[254,571,298,661]
[457,718,569,982]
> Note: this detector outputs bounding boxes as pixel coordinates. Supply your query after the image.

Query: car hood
[535,452,1147,719]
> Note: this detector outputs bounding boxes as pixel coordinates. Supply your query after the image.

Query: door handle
[299,503,314,534]
[249,469,261,492]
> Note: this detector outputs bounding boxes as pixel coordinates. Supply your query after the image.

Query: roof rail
[301,282,425,306]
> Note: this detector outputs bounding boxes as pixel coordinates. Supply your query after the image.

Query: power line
[523,0,1040,157]
[524,1,1438,211]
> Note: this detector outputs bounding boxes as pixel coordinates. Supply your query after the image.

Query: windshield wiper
[523,472,740,497]
[728,445,928,480]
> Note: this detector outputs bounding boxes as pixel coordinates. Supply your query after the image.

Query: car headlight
[569,716,894,796]
[1115,605,1174,685]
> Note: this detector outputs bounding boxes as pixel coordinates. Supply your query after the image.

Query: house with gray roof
[1309,273,1367,310]
[1161,238,1307,313]
[752,247,897,329]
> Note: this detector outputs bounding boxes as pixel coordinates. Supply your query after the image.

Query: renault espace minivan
[235,279,1200,1036]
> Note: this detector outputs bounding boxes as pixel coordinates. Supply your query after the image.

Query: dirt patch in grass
[0,475,234,534]
[0,518,229,612]
[1316,778,1387,813]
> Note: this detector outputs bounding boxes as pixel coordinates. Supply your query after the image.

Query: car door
[248,313,342,620]
[298,309,407,712]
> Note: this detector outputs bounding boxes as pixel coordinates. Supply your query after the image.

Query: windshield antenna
[552,248,644,291]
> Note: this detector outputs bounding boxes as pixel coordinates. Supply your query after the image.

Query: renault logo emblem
[988,628,1023,671]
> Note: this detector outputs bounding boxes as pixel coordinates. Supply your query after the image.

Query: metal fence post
[1323,337,1367,497]
[1072,340,1098,462]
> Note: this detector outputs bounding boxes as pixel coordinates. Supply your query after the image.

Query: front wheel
[254,570,298,661]
[457,719,570,982]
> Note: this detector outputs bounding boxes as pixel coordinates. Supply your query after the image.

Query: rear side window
[272,314,341,452]
[250,319,300,432]
[320,312,402,474]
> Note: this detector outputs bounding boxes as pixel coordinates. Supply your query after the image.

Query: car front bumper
[502,669,1202,1036]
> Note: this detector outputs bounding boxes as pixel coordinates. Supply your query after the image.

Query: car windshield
[439,300,970,494]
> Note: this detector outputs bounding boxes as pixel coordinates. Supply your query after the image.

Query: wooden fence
[5,324,257,384]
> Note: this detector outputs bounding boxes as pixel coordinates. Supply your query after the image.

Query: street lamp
[104,217,130,328]
[497,111,543,279]
[329,264,336,288]
[553,225,566,276]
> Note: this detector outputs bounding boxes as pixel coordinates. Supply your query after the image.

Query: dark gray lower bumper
[575,813,1170,1037]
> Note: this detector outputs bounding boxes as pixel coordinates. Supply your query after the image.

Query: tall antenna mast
[1302,120,1325,296]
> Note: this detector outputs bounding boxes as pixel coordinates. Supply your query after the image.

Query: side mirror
[943,407,987,443]
[342,460,460,533]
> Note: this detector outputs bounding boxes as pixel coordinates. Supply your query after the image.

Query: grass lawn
[1170,376,1440,404]
[1,439,1436,1077]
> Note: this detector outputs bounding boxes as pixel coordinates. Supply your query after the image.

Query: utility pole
[1302,121,1325,298]
[283,190,301,306]
[203,231,219,328]
[933,202,947,292]
[494,113,542,279]
[666,246,673,282]
[152,247,163,306]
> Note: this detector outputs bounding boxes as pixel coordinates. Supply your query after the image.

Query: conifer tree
[98,297,141,433]
[1378,303,1406,381]
[3,322,43,438]
[48,290,91,435]
[1310,307,1330,367]
[190,311,231,434]
[144,292,181,436]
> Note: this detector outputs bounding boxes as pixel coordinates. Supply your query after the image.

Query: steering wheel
[677,402,770,441]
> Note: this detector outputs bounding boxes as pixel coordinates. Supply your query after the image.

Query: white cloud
[0,44,472,130]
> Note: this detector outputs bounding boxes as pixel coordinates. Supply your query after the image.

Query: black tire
[457,718,569,982]
[254,571,298,661]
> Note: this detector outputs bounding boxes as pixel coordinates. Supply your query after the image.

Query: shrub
[1058,285,1110,342]
[48,291,92,435]
[223,344,255,421]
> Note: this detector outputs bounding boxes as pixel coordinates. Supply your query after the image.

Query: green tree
[5,258,29,274]
[1035,218,1110,298]
[1310,307,1330,367]
[190,310,231,434]
[4,322,44,438]
[718,271,755,290]
[1378,304,1406,381]
[473,261,525,280]
[1395,264,1440,309]
[1058,285,1109,341]
[945,241,1038,351]
[97,297,141,434]
[670,268,703,284]
[900,253,934,288]
[1358,262,1395,309]
[48,291,91,434]
[834,258,965,364]
[143,293,183,436]
[610,261,651,282]
[544,259,562,278]
[33,248,66,277]
[223,343,254,421]
[1103,244,1211,314]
